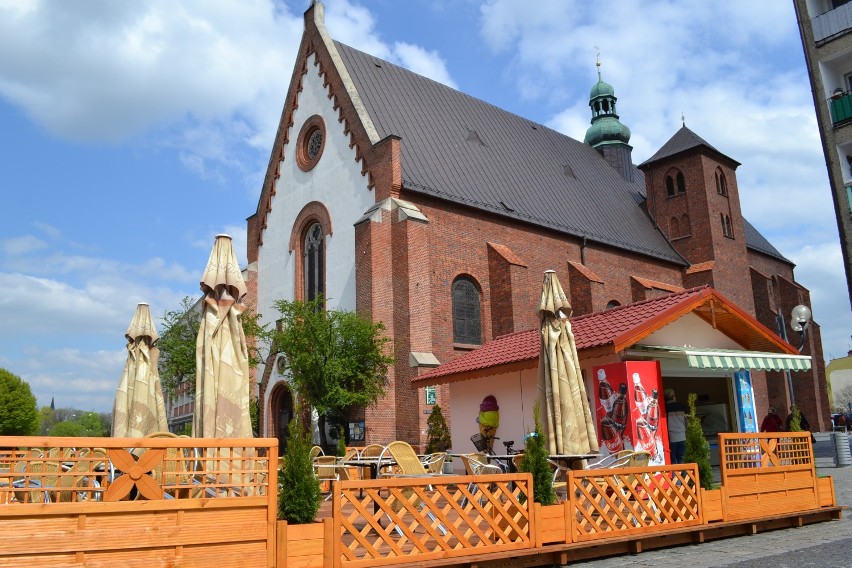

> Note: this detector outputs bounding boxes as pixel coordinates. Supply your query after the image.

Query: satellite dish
[790,305,812,332]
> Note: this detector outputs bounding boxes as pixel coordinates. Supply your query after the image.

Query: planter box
[538,503,568,545]
[817,476,836,507]
[277,518,330,568]
[702,488,725,522]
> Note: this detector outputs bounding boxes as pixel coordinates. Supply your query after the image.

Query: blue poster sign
[733,370,757,433]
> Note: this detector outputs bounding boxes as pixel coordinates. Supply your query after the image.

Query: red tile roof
[414,286,796,385]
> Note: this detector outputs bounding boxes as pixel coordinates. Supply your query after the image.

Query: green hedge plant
[278,419,321,524]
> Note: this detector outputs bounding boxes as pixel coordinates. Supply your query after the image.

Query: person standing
[785,405,811,432]
[760,407,784,432]
[664,389,687,464]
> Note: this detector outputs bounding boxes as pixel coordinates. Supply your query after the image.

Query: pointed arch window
[715,169,728,196]
[303,223,325,302]
[676,172,686,194]
[452,276,482,345]
[721,214,734,238]
[670,216,680,238]
[665,175,675,197]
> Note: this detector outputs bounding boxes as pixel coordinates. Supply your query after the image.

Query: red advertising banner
[592,361,668,465]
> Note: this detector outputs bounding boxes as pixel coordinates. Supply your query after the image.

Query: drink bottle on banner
[611,383,628,431]
[646,389,659,431]
[600,416,624,453]
[597,369,616,413]
[632,372,648,414]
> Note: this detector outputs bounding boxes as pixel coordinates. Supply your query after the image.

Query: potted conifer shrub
[519,402,556,506]
[277,419,325,565]
[685,393,714,489]
[425,404,453,473]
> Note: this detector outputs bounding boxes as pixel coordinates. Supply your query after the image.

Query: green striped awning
[633,345,811,372]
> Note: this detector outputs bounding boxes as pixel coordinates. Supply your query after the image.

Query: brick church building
[246,3,829,449]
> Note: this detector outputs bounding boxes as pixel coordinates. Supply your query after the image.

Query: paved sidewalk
[565,460,851,567]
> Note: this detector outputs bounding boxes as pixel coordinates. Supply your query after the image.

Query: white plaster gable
[641,313,744,350]
[256,51,376,323]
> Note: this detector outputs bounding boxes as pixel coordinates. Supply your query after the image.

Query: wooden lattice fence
[332,473,533,567]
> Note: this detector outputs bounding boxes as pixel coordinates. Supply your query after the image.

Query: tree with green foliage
[273,296,393,448]
[38,406,58,435]
[425,405,452,454]
[685,393,714,489]
[278,419,322,524]
[47,411,108,437]
[0,368,39,435]
[519,402,556,505]
[336,426,347,457]
[157,297,202,399]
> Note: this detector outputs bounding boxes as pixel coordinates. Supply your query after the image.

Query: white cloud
[14,347,126,412]
[392,42,458,89]
[1,235,47,255]
[479,0,849,359]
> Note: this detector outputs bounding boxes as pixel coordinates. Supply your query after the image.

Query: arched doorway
[269,382,294,453]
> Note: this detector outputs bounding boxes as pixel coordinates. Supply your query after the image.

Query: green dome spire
[584,63,631,148]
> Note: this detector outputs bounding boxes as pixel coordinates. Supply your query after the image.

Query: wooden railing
[569,464,702,541]
[0,436,278,567]
[0,435,839,567]
[718,432,820,520]
[332,473,533,567]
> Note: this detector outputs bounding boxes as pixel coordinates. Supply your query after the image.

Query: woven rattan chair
[309,445,324,459]
[313,455,340,500]
[459,452,488,475]
[378,442,446,536]
[143,432,196,499]
[420,452,447,474]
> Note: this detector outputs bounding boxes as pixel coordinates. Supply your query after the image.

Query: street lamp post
[775,305,813,409]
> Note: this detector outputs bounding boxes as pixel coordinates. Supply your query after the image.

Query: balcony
[830,90,852,125]
[813,1,852,44]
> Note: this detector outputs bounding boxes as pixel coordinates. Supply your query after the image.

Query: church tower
[638,125,754,313]
[584,63,634,181]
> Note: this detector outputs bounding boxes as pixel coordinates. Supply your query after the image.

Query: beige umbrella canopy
[193,234,253,439]
[112,303,168,437]
[536,270,599,455]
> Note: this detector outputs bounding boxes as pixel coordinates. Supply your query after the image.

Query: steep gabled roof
[413,286,798,386]
[639,125,740,168]
[334,41,686,265]
[743,218,791,264]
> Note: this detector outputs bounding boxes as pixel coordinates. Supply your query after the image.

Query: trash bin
[834,430,851,467]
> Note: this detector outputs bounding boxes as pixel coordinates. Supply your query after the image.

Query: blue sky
[1,0,849,413]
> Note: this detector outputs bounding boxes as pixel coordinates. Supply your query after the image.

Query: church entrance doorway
[270,382,294,453]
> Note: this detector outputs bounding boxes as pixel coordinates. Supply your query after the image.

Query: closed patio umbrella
[193,234,252,439]
[536,270,599,455]
[112,303,168,437]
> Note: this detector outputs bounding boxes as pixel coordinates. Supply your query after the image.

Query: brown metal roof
[334,41,687,265]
